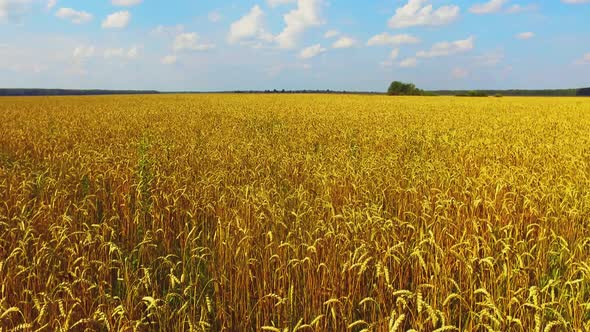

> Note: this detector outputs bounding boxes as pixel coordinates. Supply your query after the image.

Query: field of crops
[1,94,590,331]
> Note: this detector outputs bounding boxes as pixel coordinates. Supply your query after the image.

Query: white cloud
[174,32,215,51]
[103,48,124,58]
[152,24,184,36]
[276,0,324,49]
[299,44,326,59]
[0,0,33,22]
[416,36,474,58]
[208,10,222,23]
[469,0,507,14]
[73,45,95,59]
[102,11,130,29]
[389,48,400,60]
[506,4,537,13]
[127,46,138,58]
[55,7,92,24]
[104,46,139,59]
[469,0,536,15]
[388,0,460,29]
[575,53,590,64]
[399,57,418,68]
[161,55,177,65]
[516,32,535,39]
[267,0,296,7]
[367,33,420,46]
[452,67,469,79]
[229,0,323,49]
[227,5,272,44]
[324,29,339,38]
[332,36,356,49]
[47,0,56,9]
[380,48,400,67]
[112,0,142,6]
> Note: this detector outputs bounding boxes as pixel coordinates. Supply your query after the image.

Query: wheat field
[1,94,590,331]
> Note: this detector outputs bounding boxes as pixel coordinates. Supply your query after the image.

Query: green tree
[387,81,424,96]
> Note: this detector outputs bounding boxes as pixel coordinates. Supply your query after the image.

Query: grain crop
[1,94,590,331]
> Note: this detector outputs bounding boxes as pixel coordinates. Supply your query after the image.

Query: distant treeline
[432,89,590,97]
[228,88,590,97]
[226,89,384,95]
[1,87,589,97]
[0,89,160,96]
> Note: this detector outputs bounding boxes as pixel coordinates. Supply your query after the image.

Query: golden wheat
[1,94,590,330]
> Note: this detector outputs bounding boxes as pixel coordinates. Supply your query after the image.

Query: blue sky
[0,0,589,91]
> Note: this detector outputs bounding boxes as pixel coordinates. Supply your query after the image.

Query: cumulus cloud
[299,44,326,59]
[0,0,33,22]
[389,48,400,60]
[506,4,538,13]
[227,5,272,44]
[152,24,184,36]
[73,45,95,59]
[161,55,177,65]
[575,52,590,64]
[516,32,535,39]
[388,0,459,29]
[416,36,474,58]
[380,48,400,67]
[112,0,142,6]
[332,36,356,49]
[324,29,339,38]
[229,0,323,49]
[276,0,324,49]
[267,0,296,7]
[469,0,507,14]
[399,57,418,68]
[127,46,138,58]
[174,32,215,51]
[102,11,130,29]
[103,48,124,58]
[104,46,139,59]
[367,33,420,46]
[55,7,92,24]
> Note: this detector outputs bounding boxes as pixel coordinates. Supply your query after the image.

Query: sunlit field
[2,94,590,331]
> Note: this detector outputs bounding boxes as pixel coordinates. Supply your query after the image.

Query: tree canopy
[387,81,425,96]
[0,89,159,96]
